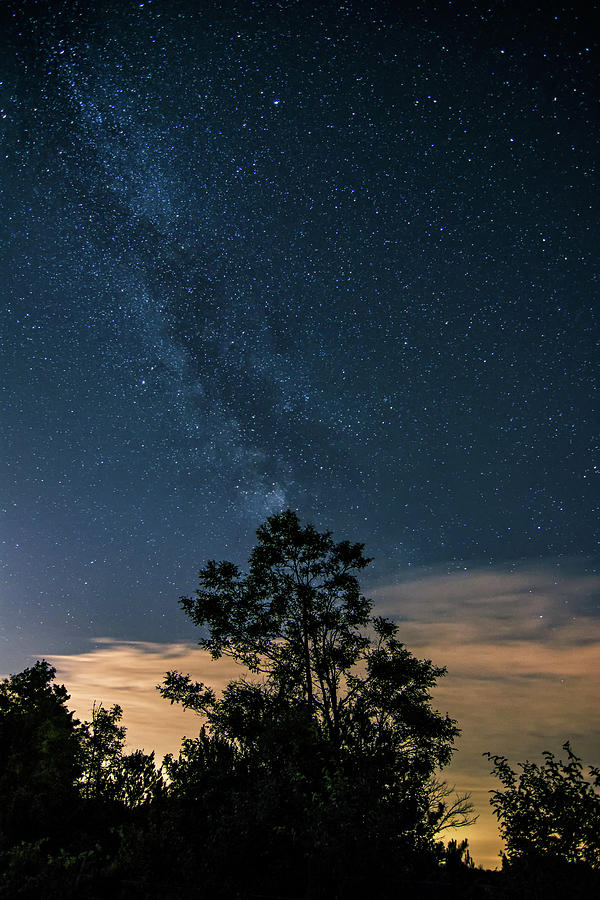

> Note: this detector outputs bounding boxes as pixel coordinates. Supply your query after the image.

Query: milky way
[1,1,597,666]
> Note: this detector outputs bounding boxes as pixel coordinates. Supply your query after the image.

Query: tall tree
[160,509,463,863]
[0,661,81,847]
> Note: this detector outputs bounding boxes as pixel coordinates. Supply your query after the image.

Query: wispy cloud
[372,562,600,866]
[48,560,600,869]
[50,640,239,759]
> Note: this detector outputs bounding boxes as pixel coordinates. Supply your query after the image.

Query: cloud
[371,561,600,867]
[372,562,600,635]
[49,639,240,760]
[48,559,600,869]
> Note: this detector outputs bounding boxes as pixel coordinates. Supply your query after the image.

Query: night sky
[2,0,599,793]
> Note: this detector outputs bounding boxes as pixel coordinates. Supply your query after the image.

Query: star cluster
[1,0,597,665]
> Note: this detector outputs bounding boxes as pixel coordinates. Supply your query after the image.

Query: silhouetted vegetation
[484,743,600,898]
[157,510,474,896]
[1,513,598,898]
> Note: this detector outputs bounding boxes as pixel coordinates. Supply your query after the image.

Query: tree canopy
[160,509,465,878]
[3,518,599,897]
[0,660,82,847]
[486,742,600,869]
[161,510,459,766]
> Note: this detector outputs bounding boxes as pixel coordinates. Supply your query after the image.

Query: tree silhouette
[0,516,492,898]
[79,701,162,808]
[486,742,600,869]
[0,664,165,898]
[161,510,458,767]
[159,510,468,894]
[79,702,127,801]
[0,661,81,848]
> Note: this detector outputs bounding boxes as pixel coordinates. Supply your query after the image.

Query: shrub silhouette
[486,742,600,870]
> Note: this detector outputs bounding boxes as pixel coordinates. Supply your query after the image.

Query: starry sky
[1,0,599,857]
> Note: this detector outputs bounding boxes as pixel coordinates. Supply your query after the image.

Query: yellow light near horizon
[44,564,600,870]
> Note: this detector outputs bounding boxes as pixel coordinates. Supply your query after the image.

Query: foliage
[159,509,468,891]
[79,702,127,800]
[0,838,104,900]
[165,509,375,735]
[80,702,162,806]
[0,661,82,847]
[0,662,164,898]
[0,515,498,897]
[161,510,458,765]
[485,742,600,868]
[442,838,475,875]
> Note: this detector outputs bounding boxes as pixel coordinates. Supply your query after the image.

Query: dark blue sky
[1,0,598,671]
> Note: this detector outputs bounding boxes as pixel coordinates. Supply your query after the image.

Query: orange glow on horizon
[41,562,600,870]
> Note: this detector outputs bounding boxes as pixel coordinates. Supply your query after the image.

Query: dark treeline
[1,512,599,899]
